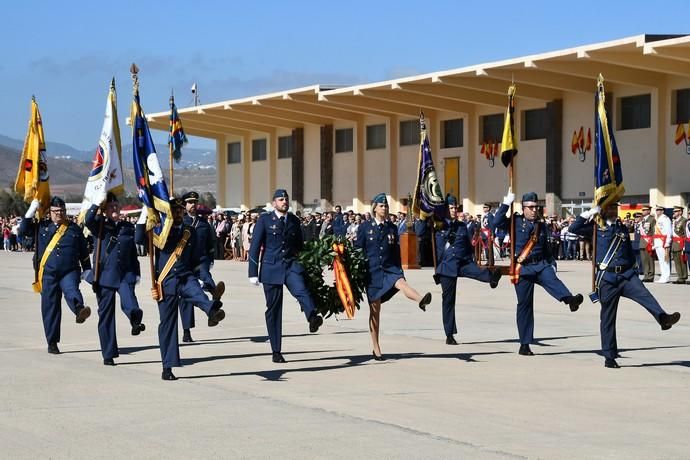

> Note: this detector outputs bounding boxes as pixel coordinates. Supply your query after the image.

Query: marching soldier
[19,197,92,354]
[653,205,672,284]
[638,205,655,282]
[434,195,502,345]
[355,193,432,360]
[490,190,583,356]
[179,191,225,343]
[671,206,688,284]
[569,204,681,368]
[84,193,146,366]
[248,189,324,364]
[144,198,226,381]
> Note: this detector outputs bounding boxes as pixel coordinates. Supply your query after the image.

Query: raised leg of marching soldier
[117,279,145,336]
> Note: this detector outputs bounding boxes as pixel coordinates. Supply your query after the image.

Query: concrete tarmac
[1,252,688,459]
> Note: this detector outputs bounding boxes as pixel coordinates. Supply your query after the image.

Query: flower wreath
[297,235,368,318]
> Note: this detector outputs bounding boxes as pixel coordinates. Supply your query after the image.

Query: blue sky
[0,0,680,151]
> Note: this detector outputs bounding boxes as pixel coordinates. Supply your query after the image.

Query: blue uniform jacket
[248,212,306,285]
[154,225,202,296]
[355,219,403,290]
[184,214,215,267]
[490,204,553,262]
[84,205,140,288]
[332,212,347,237]
[414,219,431,239]
[434,219,474,278]
[20,218,91,276]
[569,216,638,283]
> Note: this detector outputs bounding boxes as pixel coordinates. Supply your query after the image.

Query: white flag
[78,80,124,222]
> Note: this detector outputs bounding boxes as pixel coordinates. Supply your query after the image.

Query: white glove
[136,276,141,285]
[25,199,40,218]
[581,206,601,220]
[81,269,92,281]
[502,192,515,206]
[248,277,259,286]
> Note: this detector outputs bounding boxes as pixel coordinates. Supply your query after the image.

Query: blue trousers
[262,270,316,353]
[514,262,572,345]
[439,262,492,337]
[158,275,216,368]
[179,263,217,330]
[95,281,142,360]
[40,270,84,345]
[598,275,666,359]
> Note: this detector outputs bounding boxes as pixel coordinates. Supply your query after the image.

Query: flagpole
[169,93,174,196]
[93,216,104,285]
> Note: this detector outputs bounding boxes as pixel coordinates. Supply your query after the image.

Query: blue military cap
[273,189,289,200]
[182,191,199,203]
[50,196,65,208]
[446,194,458,206]
[521,192,538,203]
[372,193,388,205]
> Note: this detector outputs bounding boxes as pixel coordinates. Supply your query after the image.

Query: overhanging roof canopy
[145,34,690,138]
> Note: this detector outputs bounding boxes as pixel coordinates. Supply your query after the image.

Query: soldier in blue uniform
[84,193,145,366]
[355,193,432,360]
[490,191,584,356]
[179,191,225,343]
[248,189,324,364]
[332,205,347,237]
[19,197,92,354]
[434,195,502,345]
[144,198,226,381]
[569,203,681,368]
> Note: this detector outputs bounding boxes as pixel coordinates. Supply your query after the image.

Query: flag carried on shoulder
[411,112,446,221]
[130,68,173,249]
[78,79,124,222]
[593,74,625,219]
[169,94,187,163]
[14,97,51,218]
[500,84,518,168]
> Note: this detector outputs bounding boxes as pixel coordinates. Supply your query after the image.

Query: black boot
[207,301,225,327]
[212,281,226,301]
[309,314,323,333]
[272,352,287,363]
[518,344,534,356]
[419,292,432,311]
[162,368,177,381]
[47,342,60,354]
[131,310,145,336]
[446,335,459,345]
[564,294,583,312]
[75,305,91,324]
[182,329,193,343]
[489,270,502,289]
[103,358,116,366]
[660,312,681,330]
[604,358,620,369]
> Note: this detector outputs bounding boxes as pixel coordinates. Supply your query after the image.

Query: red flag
[585,127,592,151]
[571,131,578,154]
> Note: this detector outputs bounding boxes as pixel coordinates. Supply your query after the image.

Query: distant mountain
[0,134,216,167]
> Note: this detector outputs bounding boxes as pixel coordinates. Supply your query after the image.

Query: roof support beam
[482,68,593,94]
[228,104,330,126]
[644,45,690,63]
[585,50,690,77]
[391,83,504,108]
[182,116,275,134]
[320,94,422,117]
[433,75,561,101]
[199,109,299,129]
[528,58,661,87]
[260,96,363,122]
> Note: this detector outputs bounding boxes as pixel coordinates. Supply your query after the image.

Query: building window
[442,119,463,148]
[252,138,267,161]
[481,113,504,143]
[399,119,420,146]
[674,88,690,124]
[366,124,386,150]
[227,142,241,164]
[335,128,353,153]
[522,108,548,140]
[619,94,651,130]
[278,135,292,159]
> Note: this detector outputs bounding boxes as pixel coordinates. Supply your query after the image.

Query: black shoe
[660,312,681,330]
[161,368,177,381]
[212,281,226,301]
[131,322,146,336]
[372,350,385,361]
[605,358,620,369]
[642,278,653,283]
[272,352,287,363]
[672,280,685,284]
[489,270,502,289]
[446,335,459,345]
[75,305,91,324]
[419,292,432,311]
[103,358,116,366]
[207,301,225,327]
[518,344,534,356]
[47,342,60,354]
[182,329,193,343]
[565,294,583,312]
[309,314,323,333]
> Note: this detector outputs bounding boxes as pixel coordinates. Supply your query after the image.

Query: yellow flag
[500,84,517,167]
[14,98,51,217]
